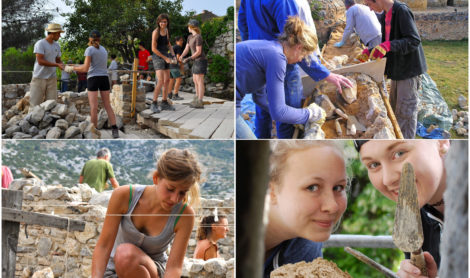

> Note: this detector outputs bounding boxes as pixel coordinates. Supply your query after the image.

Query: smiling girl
[91,148,202,278]
[356,140,449,278]
[264,140,349,277]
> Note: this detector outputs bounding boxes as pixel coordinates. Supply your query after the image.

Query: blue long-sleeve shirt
[238,0,330,81]
[236,40,310,125]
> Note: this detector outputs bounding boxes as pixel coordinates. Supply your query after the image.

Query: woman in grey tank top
[91,149,203,278]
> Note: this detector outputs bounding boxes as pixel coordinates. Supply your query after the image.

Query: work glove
[307,103,326,125]
[334,41,345,48]
[370,41,391,60]
[64,65,74,73]
[356,48,370,63]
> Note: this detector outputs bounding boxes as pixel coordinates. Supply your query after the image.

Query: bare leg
[174,77,182,94]
[195,74,205,100]
[162,70,170,101]
[153,70,165,102]
[169,78,176,94]
[114,243,159,278]
[100,90,116,126]
[87,91,99,127]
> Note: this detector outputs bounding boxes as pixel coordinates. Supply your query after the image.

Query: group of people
[78,148,230,277]
[236,0,426,139]
[30,14,209,139]
[263,139,447,278]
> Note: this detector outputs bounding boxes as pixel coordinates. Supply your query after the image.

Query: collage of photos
[0,0,468,278]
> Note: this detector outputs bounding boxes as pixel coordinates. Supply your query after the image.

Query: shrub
[207,54,230,84]
[2,46,36,84]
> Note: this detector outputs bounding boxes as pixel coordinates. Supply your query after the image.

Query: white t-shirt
[33,39,61,79]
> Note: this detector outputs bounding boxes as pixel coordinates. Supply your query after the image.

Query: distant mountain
[2,140,234,199]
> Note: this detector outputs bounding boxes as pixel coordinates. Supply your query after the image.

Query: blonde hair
[188,25,201,34]
[154,148,202,209]
[269,140,349,187]
[278,16,318,63]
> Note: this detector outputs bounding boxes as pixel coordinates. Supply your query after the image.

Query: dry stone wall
[10,180,234,278]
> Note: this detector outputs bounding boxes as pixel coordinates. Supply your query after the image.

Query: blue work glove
[334,41,345,48]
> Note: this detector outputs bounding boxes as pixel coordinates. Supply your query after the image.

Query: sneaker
[173,94,184,100]
[160,101,176,111]
[189,99,204,109]
[150,101,161,113]
[111,128,119,139]
[168,92,173,99]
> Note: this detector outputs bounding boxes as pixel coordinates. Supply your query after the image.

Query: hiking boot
[111,128,119,139]
[168,92,173,99]
[160,101,176,111]
[189,96,198,106]
[189,98,204,109]
[150,101,160,113]
[173,94,184,100]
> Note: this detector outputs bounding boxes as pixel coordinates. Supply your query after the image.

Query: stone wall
[2,84,30,112]
[414,8,468,40]
[9,180,234,278]
[109,84,147,124]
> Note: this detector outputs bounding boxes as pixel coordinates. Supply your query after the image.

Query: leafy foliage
[63,0,192,62]
[207,54,231,84]
[2,46,35,84]
[199,6,233,54]
[324,143,403,277]
[2,0,53,50]
[309,0,324,21]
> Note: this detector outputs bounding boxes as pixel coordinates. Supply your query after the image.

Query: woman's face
[159,19,168,29]
[212,218,229,240]
[272,146,348,242]
[154,175,191,211]
[286,44,307,64]
[359,140,449,207]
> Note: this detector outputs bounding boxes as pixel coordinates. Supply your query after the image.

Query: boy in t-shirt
[168,36,185,100]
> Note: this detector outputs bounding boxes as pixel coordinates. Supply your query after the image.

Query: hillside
[2,140,234,199]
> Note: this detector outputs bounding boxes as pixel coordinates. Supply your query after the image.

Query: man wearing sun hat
[29,23,66,109]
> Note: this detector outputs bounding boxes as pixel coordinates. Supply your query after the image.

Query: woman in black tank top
[150,13,176,113]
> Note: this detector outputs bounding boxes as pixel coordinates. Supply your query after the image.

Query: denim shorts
[152,54,169,70]
[192,59,207,75]
[170,68,182,78]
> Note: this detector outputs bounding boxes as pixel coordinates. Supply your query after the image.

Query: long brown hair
[155,13,171,41]
[196,214,227,240]
[88,37,100,49]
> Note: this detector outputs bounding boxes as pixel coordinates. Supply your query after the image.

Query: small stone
[341,78,357,104]
[46,127,62,139]
[39,100,57,111]
[458,95,468,109]
[42,186,67,199]
[65,113,75,125]
[315,94,336,118]
[28,126,39,136]
[37,237,53,257]
[97,109,108,129]
[51,103,68,116]
[19,120,32,133]
[64,126,81,139]
[28,106,46,125]
[55,119,69,130]
[5,125,21,137]
[31,267,54,278]
[12,132,33,139]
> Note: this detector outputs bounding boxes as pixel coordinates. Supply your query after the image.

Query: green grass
[422,40,468,110]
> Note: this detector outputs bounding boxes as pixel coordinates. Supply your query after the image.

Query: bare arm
[36,53,64,69]
[110,177,120,189]
[91,186,129,277]
[73,56,91,73]
[190,45,202,60]
[164,205,195,278]
[179,43,190,62]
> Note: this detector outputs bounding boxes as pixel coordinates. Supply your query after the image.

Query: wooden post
[131,58,139,117]
[2,190,23,278]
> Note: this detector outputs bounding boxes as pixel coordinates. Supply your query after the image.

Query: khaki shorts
[29,76,58,107]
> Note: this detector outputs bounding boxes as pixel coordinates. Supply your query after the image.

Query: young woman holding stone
[91,148,202,278]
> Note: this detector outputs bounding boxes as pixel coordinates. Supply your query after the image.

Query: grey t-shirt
[84,45,108,78]
[33,39,61,79]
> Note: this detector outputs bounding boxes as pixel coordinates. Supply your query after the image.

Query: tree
[63,0,193,63]
[2,0,53,50]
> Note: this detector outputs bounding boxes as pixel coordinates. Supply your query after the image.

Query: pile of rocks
[1,99,121,139]
[451,95,468,136]
[2,83,30,112]
[10,179,234,277]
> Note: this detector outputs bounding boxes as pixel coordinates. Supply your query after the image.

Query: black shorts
[152,54,170,70]
[87,76,110,91]
[192,59,207,75]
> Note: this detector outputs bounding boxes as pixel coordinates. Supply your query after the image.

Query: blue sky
[46,0,234,25]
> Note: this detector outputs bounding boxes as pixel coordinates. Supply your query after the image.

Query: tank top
[106,185,184,271]
[156,30,170,57]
